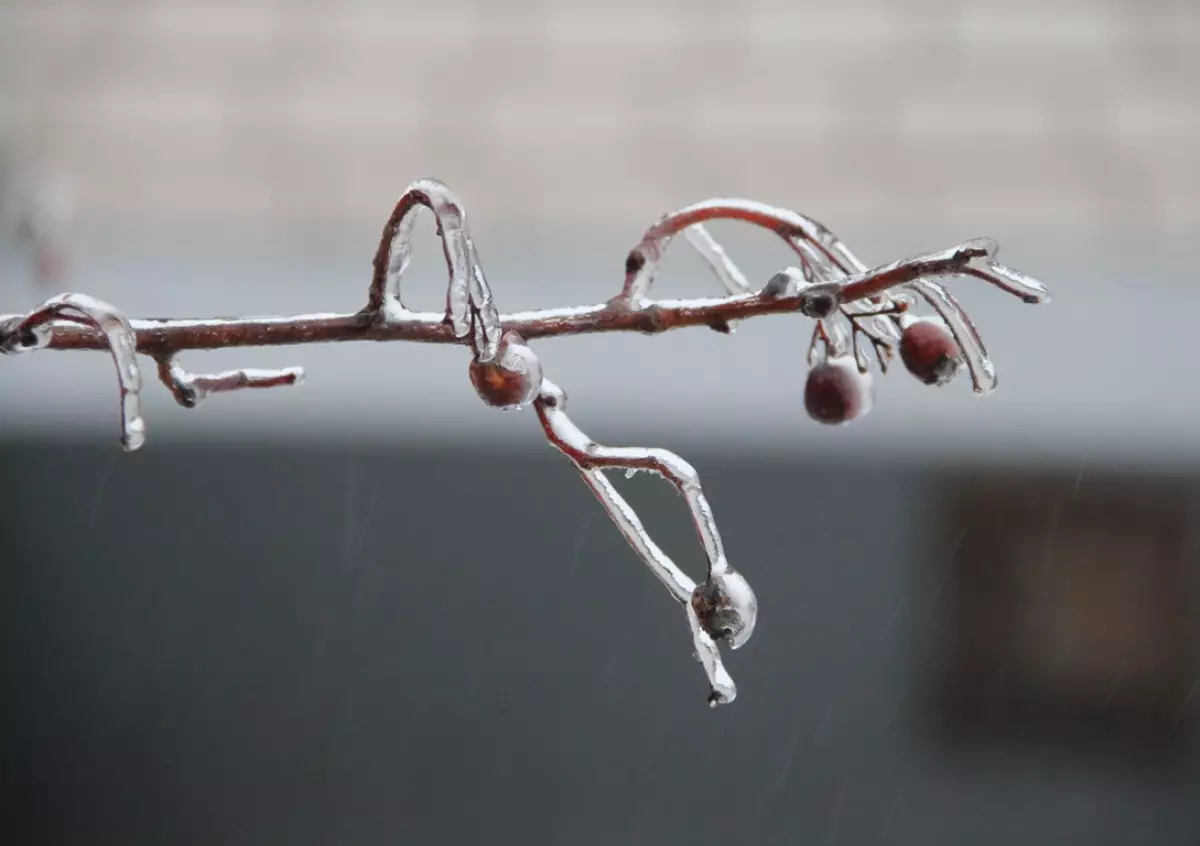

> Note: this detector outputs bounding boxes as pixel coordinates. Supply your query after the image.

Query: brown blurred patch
[932,471,1199,766]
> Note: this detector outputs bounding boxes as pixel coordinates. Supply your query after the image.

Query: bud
[691,568,758,650]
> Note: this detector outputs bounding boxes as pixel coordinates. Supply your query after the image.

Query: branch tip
[6,293,145,450]
[158,357,305,409]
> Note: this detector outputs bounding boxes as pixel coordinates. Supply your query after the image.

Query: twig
[2,293,145,450]
[535,378,754,706]
[156,357,304,409]
[0,178,1051,707]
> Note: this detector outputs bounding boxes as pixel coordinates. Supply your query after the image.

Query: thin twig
[156,357,304,409]
[1,293,145,450]
[534,379,754,706]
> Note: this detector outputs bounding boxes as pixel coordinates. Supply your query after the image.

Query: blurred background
[1,0,1198,843]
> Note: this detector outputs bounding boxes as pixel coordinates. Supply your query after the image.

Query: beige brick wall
[1,0,1197,240]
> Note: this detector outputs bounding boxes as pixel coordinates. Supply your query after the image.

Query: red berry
[468,331,544,409]
[899,319,962,386]
[804,357,872,425]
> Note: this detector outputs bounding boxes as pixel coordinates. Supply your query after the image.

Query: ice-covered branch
[156,357,304,409]
[534,378,756,706]
[1,293,145,450]
[0,238,1045,354]
[0,177,1053,707]
[369,178,502,361]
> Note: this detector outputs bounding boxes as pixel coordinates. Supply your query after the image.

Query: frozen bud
[691,568,758,650]
[468,331,544,409]
[804,356,873,425]
[0,320,49,355]
[762,267,802,298]
[797,282,842,320]
[899,318,962,386]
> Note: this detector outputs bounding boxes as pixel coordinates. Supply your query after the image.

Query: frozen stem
[156,357,304,409]
[622,197,867,305]
[1,293,144,451]
[534,378,756,706]
[369,178,501,361]
[837,239,1049,393]
[682,223,752,295]
[839,238,1049,305]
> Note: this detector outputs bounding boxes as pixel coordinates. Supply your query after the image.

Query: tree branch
[0,238,1046,355]
[0,288,843,353]
[0,177,1052,708]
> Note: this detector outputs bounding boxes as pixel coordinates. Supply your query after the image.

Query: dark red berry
[899,319,962,386]
[804,357,872,425]
[468,331,543,409]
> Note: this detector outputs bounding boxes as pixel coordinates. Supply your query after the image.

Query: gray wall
[2,442,1196,845]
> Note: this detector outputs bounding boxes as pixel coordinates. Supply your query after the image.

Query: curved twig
[622,198,865,305]
[3,293,145,450]
[534,378,752,706]
[156,357,304,409]
[682,224,752,295]
[368,178,501,361]
[535,380,727,585]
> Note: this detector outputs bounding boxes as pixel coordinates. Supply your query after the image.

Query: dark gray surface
[1,442,1197,845]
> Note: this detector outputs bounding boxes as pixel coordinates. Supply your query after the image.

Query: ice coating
[535,379,728,583]
[762,267,804,299]
[627,196,918,387]
[11,293,145,451]
[467,331,543,410]
[958,239,1051,304]
[795,282,843,321]
[369,178,502,362]
[898,316,964,386]
[804,355,875,425]
[622,197,867,305]
[157,357,304,408]
[788,232,855,294]
[691,568,758,650]
[908,278,996,394]
[688,602,738,707]
[534,378,752,705]
[682,223,751,295]
[838,239,1050,307]
[465,236,501,360]
[576,466,695,603]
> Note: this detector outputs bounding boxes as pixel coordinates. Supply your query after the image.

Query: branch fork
[0,178,1052,706]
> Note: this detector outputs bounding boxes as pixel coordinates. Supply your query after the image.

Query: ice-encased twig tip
[157,357,304,409]
[2,293,145,451]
